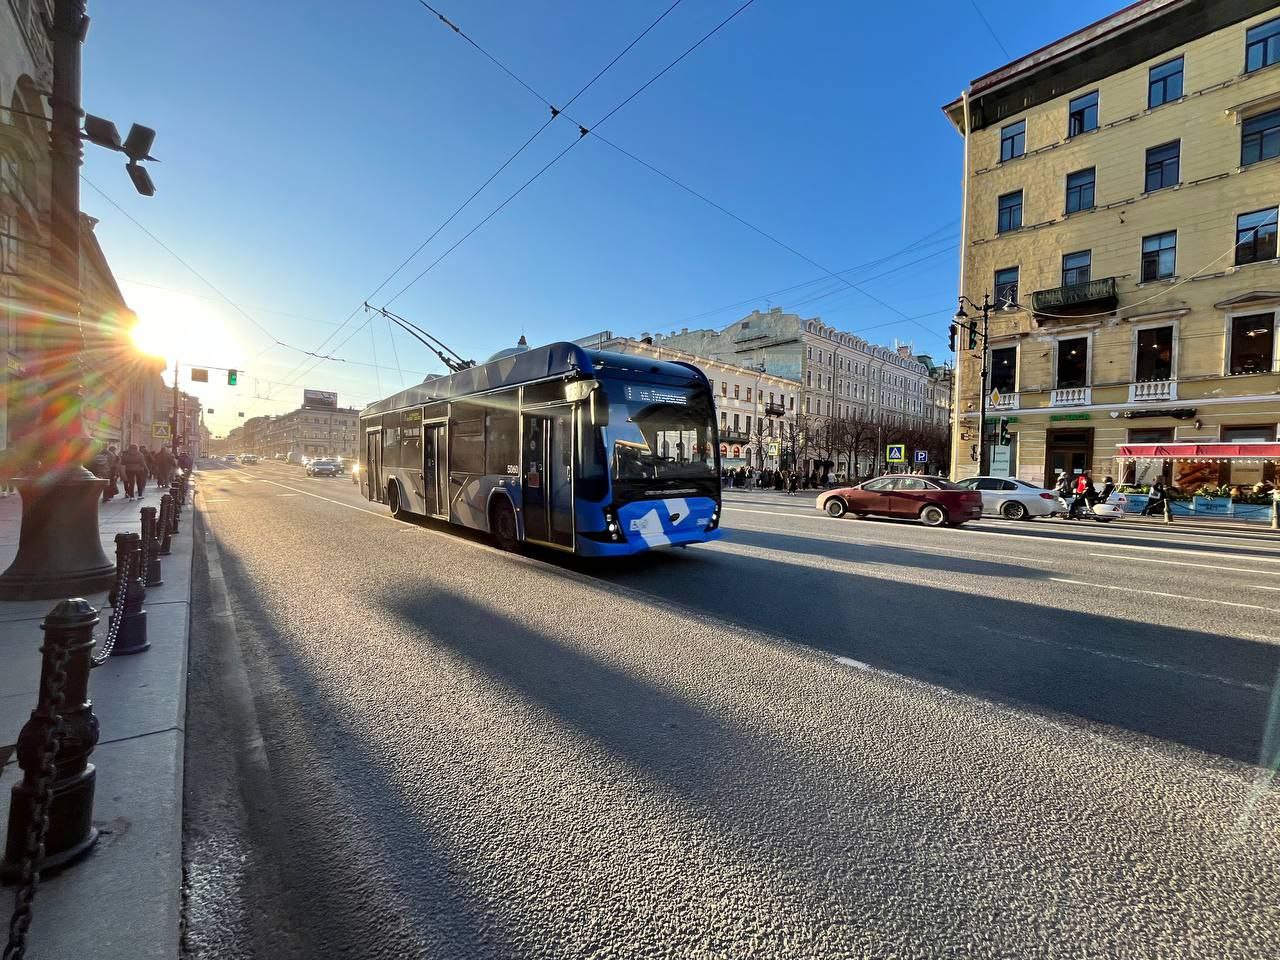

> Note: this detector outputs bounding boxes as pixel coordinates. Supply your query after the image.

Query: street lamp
[952,293,998,477]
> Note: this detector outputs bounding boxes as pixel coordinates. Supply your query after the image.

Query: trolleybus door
[423,422,447,517]
[522,407,574,547]
[366,429,383,503]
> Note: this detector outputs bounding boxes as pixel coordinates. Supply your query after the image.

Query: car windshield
[607,384,717,486]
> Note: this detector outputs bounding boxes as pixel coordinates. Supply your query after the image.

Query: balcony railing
[989,391,1018,411]
[719,429,750,443]
[1050,386,1091,406]
[1129,379,1176,402]
[1031,277,1118,317]
[764,402,786,417]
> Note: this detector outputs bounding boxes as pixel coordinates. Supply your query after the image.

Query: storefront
[1114,442,1280,489]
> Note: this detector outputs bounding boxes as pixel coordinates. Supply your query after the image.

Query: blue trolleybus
[357,341,722,556]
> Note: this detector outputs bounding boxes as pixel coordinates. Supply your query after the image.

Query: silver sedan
[954,476,1068,520]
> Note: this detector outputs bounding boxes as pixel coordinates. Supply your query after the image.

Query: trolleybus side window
[450,403,485,474]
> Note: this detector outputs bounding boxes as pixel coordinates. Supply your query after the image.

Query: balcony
[1050,386,1091,406]
[989,391,1018,411]
[1129,379,1176,402]
[764,401,786,417]
[719,429,750,443]
[1031,277,1118,320]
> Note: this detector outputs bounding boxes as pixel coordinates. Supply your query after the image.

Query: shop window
[1228,313,1275,375]
[1135,326,1173,382]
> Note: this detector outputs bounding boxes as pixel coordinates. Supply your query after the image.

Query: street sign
[989,388,1001,407]
[191,368,208,382]
[913,449,928,464]
[151,422,171,439]
[886,444,906,463]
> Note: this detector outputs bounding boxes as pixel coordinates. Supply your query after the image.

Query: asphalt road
[182,459,1280,959]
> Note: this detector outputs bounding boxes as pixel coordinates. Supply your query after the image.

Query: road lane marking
[834,656,872,671]
[1088,553,1280,577]
[722,506,1280,563]
[974,625,1270,693]
[275,493,298,497]
[204,498,230,503]
[1049,577,1280,613]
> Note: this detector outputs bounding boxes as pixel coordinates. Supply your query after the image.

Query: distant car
[225,454,238,463]
[954,476,1067,520]
[274,453,285,461]
[817,475,984,527]
[241,454,259,464]
[306,458,338,477]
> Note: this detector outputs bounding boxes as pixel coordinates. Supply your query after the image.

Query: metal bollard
[108,534,149,656]
[0,599,101,884]
[1273,492,1278,531]
[158,495,175,554]
[140,506,163,587]
[1163,496,1172,524]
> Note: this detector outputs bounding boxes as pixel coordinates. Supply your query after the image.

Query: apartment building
[943,0,1280,488]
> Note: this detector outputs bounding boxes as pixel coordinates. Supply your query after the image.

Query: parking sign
[914,450,928,464]
[886,444,906,463]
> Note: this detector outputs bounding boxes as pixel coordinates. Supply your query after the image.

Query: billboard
[303,389,337,410]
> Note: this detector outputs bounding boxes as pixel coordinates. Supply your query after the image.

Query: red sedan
[816,475,984,527]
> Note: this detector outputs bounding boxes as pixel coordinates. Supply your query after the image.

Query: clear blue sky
[81,0,1120,436]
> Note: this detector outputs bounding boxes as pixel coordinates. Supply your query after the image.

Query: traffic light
[967,321,978,350]
[998,417,1011,446]
[947,324,957,352]
[227,369,238,386]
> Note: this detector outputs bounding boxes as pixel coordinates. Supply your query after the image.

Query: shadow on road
[580,547,1280,767]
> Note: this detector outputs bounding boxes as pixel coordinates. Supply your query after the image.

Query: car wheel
[919,504,948,527]
[490,498,519,551]
[825,497,847,518]
[388,482,408,520]
[1002,500,1028,521]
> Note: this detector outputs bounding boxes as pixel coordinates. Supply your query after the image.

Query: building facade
[636,308,953,475]
[944,0,1280,489]
[575,332,800,469]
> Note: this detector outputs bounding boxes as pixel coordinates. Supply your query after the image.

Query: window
[804,397,810,414]
[733,413,740,431]
[1236,208,1278,265]
[720,381,727,397]
[994,266,1019,307]
[789,396,794,409]
[485,408,518,475]
[1056,337,1089,388]
[1222,424,1278,442]
[1242,108,1280,166]
[1246,16,1280,73]
[1065,167,1095,213]
[1148,56,1183,108]
[745,387,752,402]
[745,415,752,433]
[1068,91,1098,136]
[990,346,1017,394]
[1062,250,1092,286]
[999,119,1025,161]
[719,410,726,426]
[1141,231,1177,281]
[1144,141,1180,192]
[1135,326,1173,382]
[450,403,485,474]
[733,384,740,399]
[1129,428,1174,444]
[997,190,1023,233]
[1229,313,1275,375]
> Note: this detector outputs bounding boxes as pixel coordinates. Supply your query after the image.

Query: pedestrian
[143,446,155,481]
[788,471,799,496]
[1144,477,1166,516]
[1071,471,1096,519]
[774,470,784,492]
[104,444,121,501]
[1055,471,1073,500]
[159,445,175,486]
[120,444,146,499]
[1098,475,1116,504]
[178,449,192,474]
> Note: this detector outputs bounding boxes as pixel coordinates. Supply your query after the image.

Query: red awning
[1115,443,1280,459]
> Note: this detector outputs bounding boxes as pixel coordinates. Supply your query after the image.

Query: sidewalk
[0,475,197,960]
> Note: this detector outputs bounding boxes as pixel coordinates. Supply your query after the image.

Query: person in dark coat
[1098,475,1116,504]
[121,444,147,500]
[788,471,799,496]
[1144,477,1167,516]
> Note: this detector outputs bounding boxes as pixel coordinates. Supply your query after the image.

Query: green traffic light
[228,369,238,386]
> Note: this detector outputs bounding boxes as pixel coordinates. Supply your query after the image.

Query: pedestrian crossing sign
[886,444,906,463]
[152,422,171,439]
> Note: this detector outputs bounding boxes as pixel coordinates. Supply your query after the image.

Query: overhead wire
[267,0,690,398]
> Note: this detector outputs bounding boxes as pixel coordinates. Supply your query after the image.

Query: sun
[122,282,240,368]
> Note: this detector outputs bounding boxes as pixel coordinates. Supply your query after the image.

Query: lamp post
[952,292,1005,478]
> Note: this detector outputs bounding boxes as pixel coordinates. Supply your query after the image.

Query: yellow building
[943,0,1280,493]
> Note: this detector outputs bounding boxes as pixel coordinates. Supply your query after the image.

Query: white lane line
[275,493,298,498]
[1049,577,1280,613]
[975,625,1270,693]
[203,498,231,503]
[722,506,1280,564]
[834,655,872,671]
[1088,552,1280,577]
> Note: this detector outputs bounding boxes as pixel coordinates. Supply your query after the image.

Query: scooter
[1066,497,1123,522]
